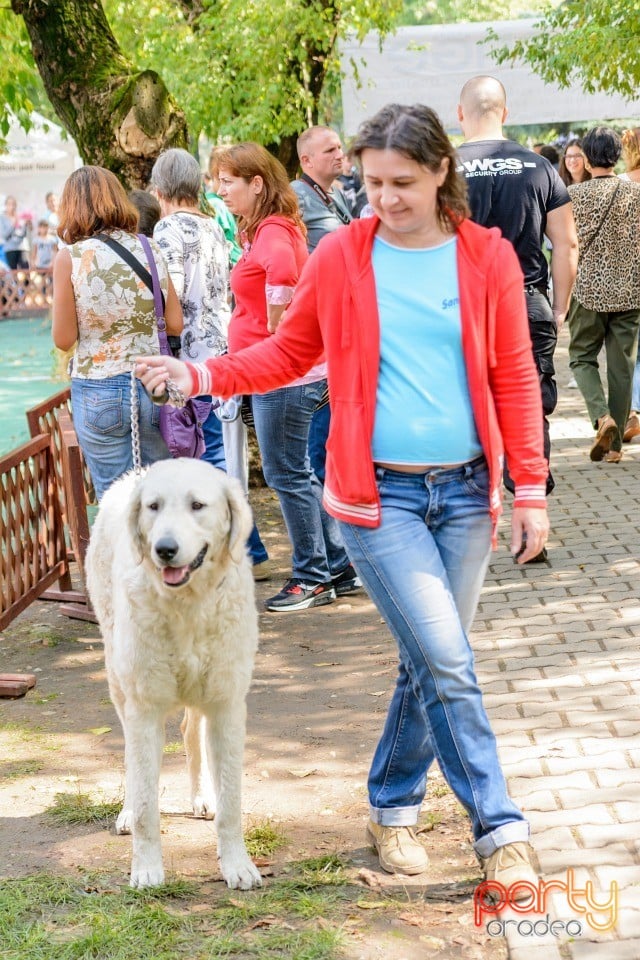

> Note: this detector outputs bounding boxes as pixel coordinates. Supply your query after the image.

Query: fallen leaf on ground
[287,768,317,778]
[87,727,111,735]
[357,868,382,888]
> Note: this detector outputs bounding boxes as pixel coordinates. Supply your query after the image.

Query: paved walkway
[474,327,640,959]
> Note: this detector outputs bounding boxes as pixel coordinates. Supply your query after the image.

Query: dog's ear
[225,477,252,565]
[126,476,146,565]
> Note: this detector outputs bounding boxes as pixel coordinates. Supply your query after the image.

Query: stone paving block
[576,823,640,849]
[612,802,640,824]
[569,939,640,959]
[615,890,640,939]
[581,737,638,756]
[535,725,612,745]
[595,768,640,789]
[528,806,616,830]
[615,917,640,943]
[532,825,579,852]
[508,945,564,960]
[509,770,594,798]
[493,714,566,734]
[538,845,637,875]
[612,721,640,738]
[545,754,630,776]
[557,786,637,811]
[502,758,546,778]
[517,789,559,812]
[593,864,640,892]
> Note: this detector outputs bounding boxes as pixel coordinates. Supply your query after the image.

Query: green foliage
[103,0,402,144]
[489,0,640,100]
[0,11,48,143]
[399,0,546,25]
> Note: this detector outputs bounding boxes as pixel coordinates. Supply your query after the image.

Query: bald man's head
[458,76,508,140]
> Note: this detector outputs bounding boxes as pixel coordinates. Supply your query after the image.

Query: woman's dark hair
[558,138,592,186]
[129,189,161,237]
[57,166,139,243]
[214,142,305,242]
[582,127,622,170]
[351,103,469,228]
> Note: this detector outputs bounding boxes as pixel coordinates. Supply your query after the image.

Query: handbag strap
[95,232,166,313]
[96,232,169,355]
[579,181,621,258]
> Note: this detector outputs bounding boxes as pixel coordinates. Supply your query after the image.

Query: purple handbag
[138,235,209,459]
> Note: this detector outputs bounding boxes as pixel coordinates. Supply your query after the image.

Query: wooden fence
[0,434,70,630]
[0,268,53,319]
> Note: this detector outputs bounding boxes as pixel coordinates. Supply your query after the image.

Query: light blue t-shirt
[371,235,482,466]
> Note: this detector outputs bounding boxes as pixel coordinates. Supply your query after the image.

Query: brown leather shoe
[366,821,429,875]
[590,415,618,461]
[623,414,640,443]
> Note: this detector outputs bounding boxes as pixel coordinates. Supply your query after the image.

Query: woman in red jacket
[137,106,548,891]
[212,142,359,611]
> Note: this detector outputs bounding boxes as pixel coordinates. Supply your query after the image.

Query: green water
[0,315,61,456]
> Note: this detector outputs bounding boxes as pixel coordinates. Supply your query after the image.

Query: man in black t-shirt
[457,76,578,504]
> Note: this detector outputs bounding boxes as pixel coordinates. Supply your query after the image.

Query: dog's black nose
[154,538,180,562]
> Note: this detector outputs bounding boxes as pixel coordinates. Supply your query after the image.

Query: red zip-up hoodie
[190,216,548,535]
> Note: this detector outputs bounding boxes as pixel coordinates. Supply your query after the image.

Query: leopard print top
[569,177,640,312]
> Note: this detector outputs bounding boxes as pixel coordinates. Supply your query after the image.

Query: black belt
[525,283,548,296]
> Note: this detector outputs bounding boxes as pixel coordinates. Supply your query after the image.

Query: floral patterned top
[153,212,230,362]
[69,230,168,379]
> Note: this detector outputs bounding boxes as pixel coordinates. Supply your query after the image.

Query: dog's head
[127,458,252,590]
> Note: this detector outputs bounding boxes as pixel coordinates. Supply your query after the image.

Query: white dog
[86,458,261,890]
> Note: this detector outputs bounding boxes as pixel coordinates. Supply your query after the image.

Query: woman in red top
[214,143,359,611]
[138,109,548,889]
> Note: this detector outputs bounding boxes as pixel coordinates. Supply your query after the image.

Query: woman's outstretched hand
[135,355,194,402]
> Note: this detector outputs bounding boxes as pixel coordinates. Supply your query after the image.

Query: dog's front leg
[182,708,216,819]
[122,709,166,888]
[207,700,262,890]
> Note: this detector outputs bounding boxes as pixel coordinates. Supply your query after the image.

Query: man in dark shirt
[457,76,578,507]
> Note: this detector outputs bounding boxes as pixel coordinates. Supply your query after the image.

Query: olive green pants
[568,298,640,453]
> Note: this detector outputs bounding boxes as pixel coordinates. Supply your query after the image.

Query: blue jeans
[252,379,350,582]
[339,459,528,857]
[201,403,268,565]
[71,374,168,500]
[308,402,330,484]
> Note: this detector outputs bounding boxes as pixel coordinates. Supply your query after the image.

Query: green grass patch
[45,792,122,827]
[2,759,44,780]
[244,820,287,858]
[162,740,183,754]
[0,856,353,960]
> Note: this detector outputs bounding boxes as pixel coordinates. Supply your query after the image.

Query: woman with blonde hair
[620,127,640,183]
[52,165,182,498]
[213,141,359,611]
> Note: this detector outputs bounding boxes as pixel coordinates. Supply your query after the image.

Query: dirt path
[0,488,506,960]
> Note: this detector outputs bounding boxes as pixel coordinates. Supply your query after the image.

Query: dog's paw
[220,852,263,890]
[129,861,165,889]
[115,809,133,835]
[192,793,216,820]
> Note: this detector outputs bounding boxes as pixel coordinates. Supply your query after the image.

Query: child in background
[31,219,58,269]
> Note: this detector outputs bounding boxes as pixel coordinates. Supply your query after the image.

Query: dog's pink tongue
[162,565,189,585]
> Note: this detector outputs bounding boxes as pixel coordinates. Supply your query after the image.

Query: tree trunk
[11,0,188,188]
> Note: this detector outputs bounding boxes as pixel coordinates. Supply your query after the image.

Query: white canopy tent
[341,20,640,136]
[0,112,81,219]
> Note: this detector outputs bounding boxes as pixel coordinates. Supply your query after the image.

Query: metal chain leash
[130,366,142,474]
